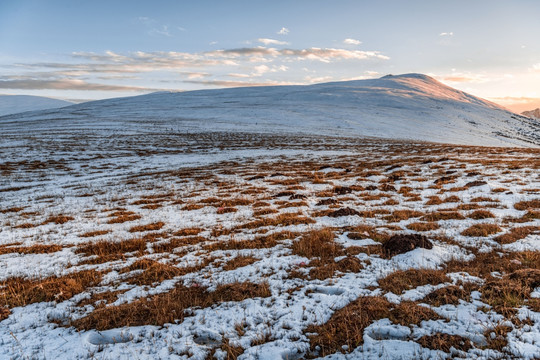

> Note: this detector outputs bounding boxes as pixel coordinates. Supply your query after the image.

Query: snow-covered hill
[0,95,72,116]
[522,108,540,119]
[1,74,538,147]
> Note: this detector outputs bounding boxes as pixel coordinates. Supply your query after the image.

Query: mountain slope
[0,95,73,116]
[522,108,540,119]
[1,74,538,147]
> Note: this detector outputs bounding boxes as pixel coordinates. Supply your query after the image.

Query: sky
[0,0,539,112]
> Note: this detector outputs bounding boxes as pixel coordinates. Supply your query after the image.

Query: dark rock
[328,207,360,217]
[289,194,307,200]
[382,234,433,257]
[333,186,353,195]
[316,198,337,206]
[465,180,487,187]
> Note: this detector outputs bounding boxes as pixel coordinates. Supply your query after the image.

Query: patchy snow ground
[0,128,539,359]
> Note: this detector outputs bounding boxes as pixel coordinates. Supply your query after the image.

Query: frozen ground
[0,125,539,359]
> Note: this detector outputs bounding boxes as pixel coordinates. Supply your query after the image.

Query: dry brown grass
[306,296,390,356]
[461,224,502,237]
[514,199,540,211]
[241,212,315,229]
[206,231,298,251]
[422,285,472,306]
[76,238,147,264]
[384,209,424,222]
[129,222,165,232]
[80,230,111,237]
[484,323,513,351]
[43,215,74,225]
[494,226,539,244]
[172,228,203,237]
[72,281,270,330]
[107,210,141,224]
[223,255,258,271]
[14,222,37,229]
[378,269,450,294]
[0,270,102,308]
[306,296,442,357]
[420,211,465,221]
[468,210,495,219]
[406,222,440,231]
[417,333,472,353]
[291,229,339,259]
[0,244,62,255]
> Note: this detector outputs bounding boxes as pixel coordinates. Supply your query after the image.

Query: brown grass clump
[107,210,141,224]
[129,222,165,232]
[461,224,502,237]
[43,215,74,225]
[484,324,513,351]
[384,209,424,222]
[253,208,279,217]
[72,281,270,330]
[206,231,298,251]
[14,222,37,229]
[306,296,391,356]
[173,228,203,237]
[378,269,450,295]
[0,307,10,321]
[292,229,339,259]
[468,210,495,219]
[422,285,471,306]
[306,296,442,357]
[420,211,465,221]
[388,301,443,326]
[122,259,184,286]
[76,238,147,264]
[241,212,315,229]
[406,222,440,232]
[223,255,258,271]
[494,226,539,244]
[481,269,540,317]
[514,199,540,211]
[80,230,111,237]
[417,333,472,353]
[0,244,62,255]
[0,270,102,308]
[308,256,363,280]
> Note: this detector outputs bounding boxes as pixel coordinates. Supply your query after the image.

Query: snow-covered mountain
[0,95,72,116]
[522,108,540,119]
[1,74,538,147]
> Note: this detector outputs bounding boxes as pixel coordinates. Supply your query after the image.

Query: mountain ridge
[0,95,73,117]
[1,74,538,147]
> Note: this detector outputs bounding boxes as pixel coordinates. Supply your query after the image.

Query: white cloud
[258,38,289,46]
[439,32,454,36]
[277,27,289,35]
[532,63,540,72]
[343,38,361,45]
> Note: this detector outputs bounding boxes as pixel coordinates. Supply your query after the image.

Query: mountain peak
[522,108,540,119]
[381,73,436,82]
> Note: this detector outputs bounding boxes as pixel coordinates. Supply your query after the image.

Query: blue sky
[1,0,539,111]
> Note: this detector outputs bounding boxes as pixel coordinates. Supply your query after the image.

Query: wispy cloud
[0,79,157,91]
[277,27,289,35]
[531,63,540,72]
[258,38,289,46]
[343,38,361,45]
[3,44,389,92]
[439,32,454,36]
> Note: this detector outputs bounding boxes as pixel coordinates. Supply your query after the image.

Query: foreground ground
[0,131,539,359]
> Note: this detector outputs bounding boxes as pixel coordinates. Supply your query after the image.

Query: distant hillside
[0,95,72,116]
[522,108,540,119]
[1,74,539,147]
